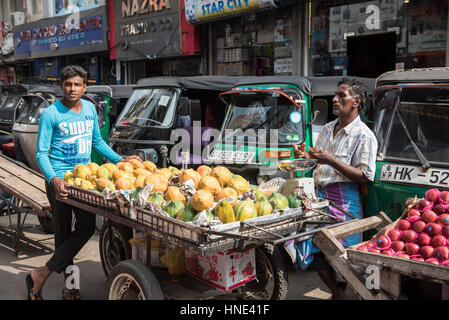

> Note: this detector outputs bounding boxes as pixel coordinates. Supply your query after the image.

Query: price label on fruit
[258,177,285,197]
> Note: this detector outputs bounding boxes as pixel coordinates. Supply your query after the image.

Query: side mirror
[310,99,328,125]
[109,99,119,117]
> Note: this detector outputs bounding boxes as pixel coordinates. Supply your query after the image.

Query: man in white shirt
[294,77,378,299]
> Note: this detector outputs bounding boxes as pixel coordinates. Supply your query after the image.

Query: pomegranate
[439,214,449,226]
[376,235,391,250]
[397,219,411,231]
[357,245,369,252]
[382,249,395,256]
[406,216,421,223]
[432,235,447,248]
[405,242,420,255]
[420,246,435,259]
[407,209,421,218]
[369,248,381,254]
[440,191,449,203]
[411,255,425,262]
[434,246,449,261]
[425,258,440,265]
[425,223,443,236]
[425,189,441,202]
[442,226,449,238]
[365,242,377,249]
[388,229,402,241]
[434,204,447,215]
[440,260,449,266]
[396,253,410,259]
[391,241,405,252]
[418,233,432,246]
[418,199,432,210]
[401,230,418,242]
[422,210,438,223]
[412,220,427,234]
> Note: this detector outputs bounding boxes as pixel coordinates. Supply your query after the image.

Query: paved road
[0,214,358,300]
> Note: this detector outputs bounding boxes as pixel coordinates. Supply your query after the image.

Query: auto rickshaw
[207,76,375,184]
[109,76,243,168]
[83,85,134,165]
[366,68,449,223]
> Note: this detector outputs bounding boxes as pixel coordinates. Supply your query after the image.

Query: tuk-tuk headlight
[265,150,292,159]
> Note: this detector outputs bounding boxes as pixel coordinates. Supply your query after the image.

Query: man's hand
[308,147,335,164]
[51,176,69,200]
[119,155,142,163]
[293,143,308,159]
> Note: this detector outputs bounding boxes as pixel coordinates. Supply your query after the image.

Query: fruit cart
[61,182,382,300]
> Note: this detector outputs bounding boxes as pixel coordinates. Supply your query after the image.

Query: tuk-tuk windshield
[221,90,305,145]
[0,95,23,111]
[15,95,50,124]
[374,86,449,166]
[116,88,180,128]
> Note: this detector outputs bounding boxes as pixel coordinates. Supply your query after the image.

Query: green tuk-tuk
[367,68,449,222]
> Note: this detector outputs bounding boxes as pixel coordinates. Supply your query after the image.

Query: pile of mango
[65,161,293,224]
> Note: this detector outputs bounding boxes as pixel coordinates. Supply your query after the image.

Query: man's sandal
[26,273,43,300]
[62,288,81,300]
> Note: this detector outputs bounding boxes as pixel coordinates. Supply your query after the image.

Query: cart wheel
[107,260,164,300]
[37,215,54,234]
[234,245,288,300]
[99,222,132,277]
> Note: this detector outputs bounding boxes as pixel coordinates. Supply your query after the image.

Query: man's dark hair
[60,65,87,85]
[338,77,368,114]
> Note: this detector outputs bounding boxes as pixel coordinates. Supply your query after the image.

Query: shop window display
[215,8,293,76]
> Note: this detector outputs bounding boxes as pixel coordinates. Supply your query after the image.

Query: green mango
[288,193,302,208]
[164,200,185,218]
[147,192,165,207]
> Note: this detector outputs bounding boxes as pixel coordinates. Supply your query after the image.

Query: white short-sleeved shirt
[313,115,378,188]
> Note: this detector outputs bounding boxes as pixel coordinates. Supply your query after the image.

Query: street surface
[0,214,358,300]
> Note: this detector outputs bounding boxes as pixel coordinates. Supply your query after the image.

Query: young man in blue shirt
[26,65,140,300]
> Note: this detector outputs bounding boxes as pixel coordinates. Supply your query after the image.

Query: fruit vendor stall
[60,158,386,300]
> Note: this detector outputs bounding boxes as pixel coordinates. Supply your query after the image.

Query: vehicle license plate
[208,150,255,163]
[380,163,449,189]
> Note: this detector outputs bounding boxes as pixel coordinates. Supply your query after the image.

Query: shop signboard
[54,0,104,17]
[115,0,181,61]
[13,7,108,60]
[184,0,279,24]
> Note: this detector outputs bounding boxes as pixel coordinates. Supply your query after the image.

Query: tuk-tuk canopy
[28,85,63,97]
[85,85,134,98]
[232,76,312,96]
[2,84,43,95]
[308,76,376,96]
[376,67,449,87]
[135,76,243,92]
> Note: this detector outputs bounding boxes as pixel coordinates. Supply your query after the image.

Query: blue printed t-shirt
[36,99,122,183]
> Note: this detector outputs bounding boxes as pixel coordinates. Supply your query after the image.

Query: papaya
[288,193,302,208]
[164,200,185,218]
[73,164,91,180]
[74,177,83,187]
[253,188,267,201]
[115,177,135,191]
[64,170,73,182]
[129,158,144,169]
[215,187,239,206]
[96,166,111,180]
[147,192,164,207]
[66,177,75,185]
[191,190,214,212]
[145,174,169,193]
[193,210,215,222]
[96,178,115,192]
[143,161,157,173]
[134,175,146,189]
[87,162,100,176]
[117,161,134,174]
[211,166,232,188]
[158,168,173,179]
[179,169,201,188]
[197,165,212,178]
[80,179,95,190]
[214,200,236,224]
[268,192,289,210]
[176,203,195,222]
[165,186,187,205]
[169,166,181,174]
[226,176,250,195]
[255,197,273,216]
[88,175,97,189]
[234,199,258,221]
[133,168,152,177]
[197,176,222,196]
[112,169,129,182]
[101,163,117,175]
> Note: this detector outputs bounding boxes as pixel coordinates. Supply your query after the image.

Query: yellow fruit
[169,166,181,174]
[133,168,152,177]
[197,165,212,178]
[215,200,236,224]
[179,169,201,188]
[67,177,75,185]
[74,177,83,187]
[96,167,111,180]
[158,168,173,179]
[117,161,134,174]
[145,174,169,193]
[73,164,91,180]
[87,162,100,176]
[215,187,239,206]
[80,180,95,190]
[101,163,117,175]
[197,176,222,196]
[88,175,97,189]
[165,186,186,205]
[96,178,115,191]
[129,158,144,169]
[190,190,214,212]
[115,177,135,191]
[134,175,146,189]
[64,170,73,182]
[211,166,232,188]
[143,161,157,173]
[112,169,128,182]
[226,176,250,195]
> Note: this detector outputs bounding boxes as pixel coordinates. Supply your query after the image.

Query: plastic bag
[161,247,186,276]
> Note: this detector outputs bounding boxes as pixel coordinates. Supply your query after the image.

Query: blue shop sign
[14,15,105,57]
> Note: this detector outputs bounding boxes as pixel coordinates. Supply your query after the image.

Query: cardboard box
[131,230,168,268]
[185,249,256,291]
